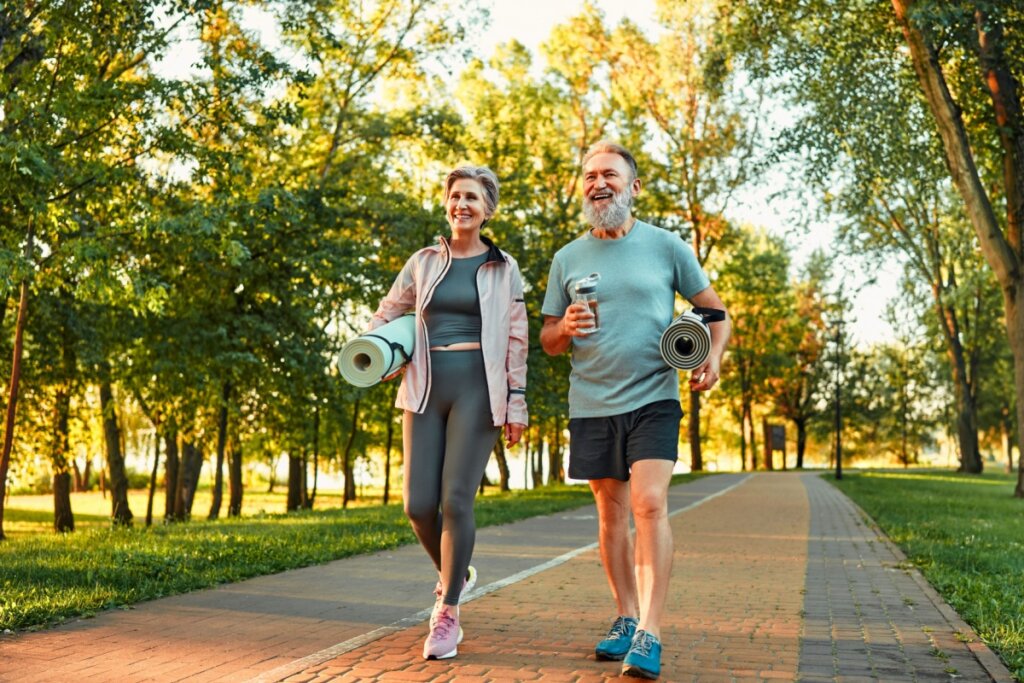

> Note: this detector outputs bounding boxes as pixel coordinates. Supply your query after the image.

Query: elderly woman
[369,166,529,660]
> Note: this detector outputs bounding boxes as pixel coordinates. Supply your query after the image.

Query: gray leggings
[403,349,500,606]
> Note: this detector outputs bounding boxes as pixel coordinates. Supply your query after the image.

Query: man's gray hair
[582,141,639,181]
[444,166,500,217]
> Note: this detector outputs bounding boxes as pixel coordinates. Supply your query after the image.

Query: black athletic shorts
[567,399,683,481]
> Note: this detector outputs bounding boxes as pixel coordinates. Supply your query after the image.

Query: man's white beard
[583,187,633,229]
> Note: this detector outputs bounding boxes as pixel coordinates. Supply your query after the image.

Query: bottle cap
[575,284,596,294]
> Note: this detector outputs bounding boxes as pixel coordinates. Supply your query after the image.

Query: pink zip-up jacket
[369,235,528,427]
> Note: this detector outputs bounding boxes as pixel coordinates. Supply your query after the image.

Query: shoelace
[431,610,456,638]
[607,617,634,639]
[632,631,655,657]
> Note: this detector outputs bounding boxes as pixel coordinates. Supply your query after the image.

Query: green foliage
[0,483,597,631]
[832,470,1024,679]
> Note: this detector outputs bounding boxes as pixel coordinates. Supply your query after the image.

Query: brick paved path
[0,473,1014,682]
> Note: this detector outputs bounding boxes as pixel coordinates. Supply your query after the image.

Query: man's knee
[592,480,631,521]
[629,482,668,521]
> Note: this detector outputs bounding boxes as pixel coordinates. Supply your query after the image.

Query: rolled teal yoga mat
[338,314,415,387]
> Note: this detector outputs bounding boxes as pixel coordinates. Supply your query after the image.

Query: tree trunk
[892,0,1024,492]
[383,408,394,506]
[174,440,202,520]
[185,442,203,515]
[164,431,179,521]
[343,450,356,504]
[795,418,807,469]
[146,430,160,527]
[228,442,243,517]
[934,293,983,473]
[72,460,84,491]
[1012,285,1024,496]
[0,271,30,541]
[208,381,231,520]
[548,416,566,484]
[523,443,530,489]
[309,405,320,508]
[53,471,75,533]
[100,379,133,526]
[300,450,310,509]
[492,438,510,491]
[341,398,360,507]
[954,391,982,473]
[738,408,748,471]
[742,400,756,470]
[287,453,303,511]
[51,300,76,533]
[51,390,75,532]
[689,390,703,471]
[1001,409,1015,473]
[266,453,277,493]
[173,443,189,521]
[530,430,543,488]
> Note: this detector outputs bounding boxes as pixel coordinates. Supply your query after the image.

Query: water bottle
[574,272,601,334]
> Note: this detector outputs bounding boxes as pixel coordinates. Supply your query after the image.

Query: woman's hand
[505,422,526,447]
[382,366,406,382]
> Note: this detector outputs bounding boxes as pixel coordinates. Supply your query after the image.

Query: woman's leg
[437,351,500,606]
[403,405,448,571]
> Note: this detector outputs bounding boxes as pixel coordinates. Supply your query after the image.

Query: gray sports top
[425,252,487,346]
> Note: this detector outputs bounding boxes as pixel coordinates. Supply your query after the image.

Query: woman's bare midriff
[430,342,482,351]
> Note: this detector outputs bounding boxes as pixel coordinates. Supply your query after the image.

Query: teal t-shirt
[541,220,710,418]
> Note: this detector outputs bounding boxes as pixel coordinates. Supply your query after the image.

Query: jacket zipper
[415,243,452,412]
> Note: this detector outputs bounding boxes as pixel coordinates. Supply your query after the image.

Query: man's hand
[560,301,596,337]
[505,422,526,447]
[688,356,721,392]
[541,304,596,356]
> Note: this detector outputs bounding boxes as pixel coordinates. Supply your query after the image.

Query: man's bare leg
[590,477,639,618]
[628,459,674,638]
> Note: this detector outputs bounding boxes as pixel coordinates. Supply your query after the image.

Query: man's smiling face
[583,152,639,229]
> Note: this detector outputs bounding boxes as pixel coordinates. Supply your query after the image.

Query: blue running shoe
[622,629,662,679]
[594,616,638,661]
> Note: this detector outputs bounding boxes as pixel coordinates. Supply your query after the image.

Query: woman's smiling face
[446,178,490,233]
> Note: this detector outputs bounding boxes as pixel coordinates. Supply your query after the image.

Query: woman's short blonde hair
[444,166,500,218]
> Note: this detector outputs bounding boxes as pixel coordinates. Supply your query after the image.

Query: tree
[715,227,794,469]
[725,0,1018,479]
[890,1,1024,494]
[770,251,831,468]
[0,0,187,537]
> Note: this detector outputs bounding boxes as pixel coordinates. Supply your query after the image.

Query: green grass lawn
[3,485,393,538]
[0,473,705,633]
[831,469,1024,681]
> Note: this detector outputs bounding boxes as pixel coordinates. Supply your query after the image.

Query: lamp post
[834,312,843,480]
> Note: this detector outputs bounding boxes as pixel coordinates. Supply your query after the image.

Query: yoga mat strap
[692,307,726,323]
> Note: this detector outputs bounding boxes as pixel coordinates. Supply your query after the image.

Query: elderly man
[540,141,730,680]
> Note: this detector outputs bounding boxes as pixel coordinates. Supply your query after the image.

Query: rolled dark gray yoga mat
[659,308,724,371]
[338,314,415,387]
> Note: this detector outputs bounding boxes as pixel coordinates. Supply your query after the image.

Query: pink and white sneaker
[423,604,462,660]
